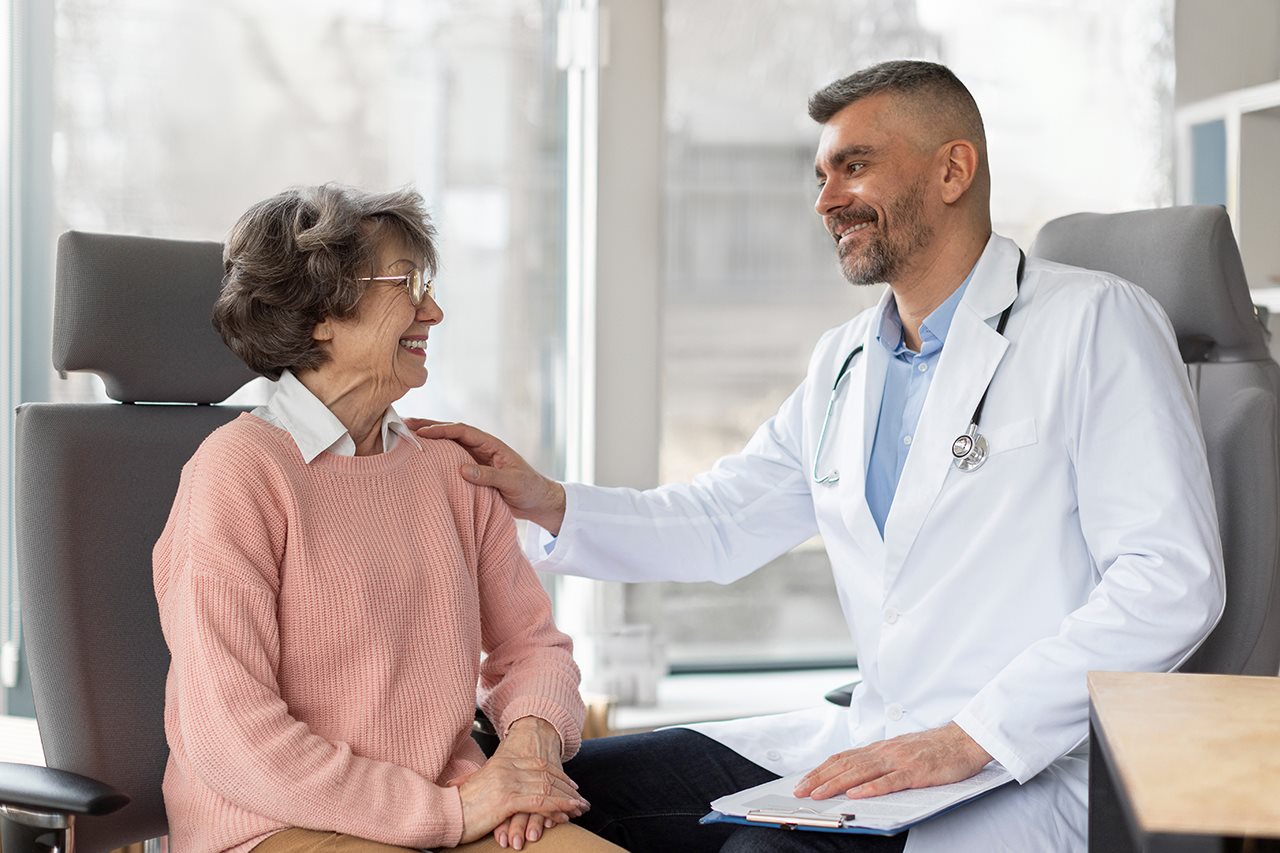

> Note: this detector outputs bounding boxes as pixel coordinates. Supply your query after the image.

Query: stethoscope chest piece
[810,249,1024,484]
[951,424,988,472]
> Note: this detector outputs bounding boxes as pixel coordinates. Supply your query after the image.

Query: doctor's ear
[938,139,979,205]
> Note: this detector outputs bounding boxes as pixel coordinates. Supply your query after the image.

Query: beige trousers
[251,825,625,853]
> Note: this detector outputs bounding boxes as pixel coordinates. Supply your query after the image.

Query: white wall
[1175,0,1280,105]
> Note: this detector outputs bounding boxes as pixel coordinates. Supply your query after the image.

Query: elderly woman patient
[153,185,619,853]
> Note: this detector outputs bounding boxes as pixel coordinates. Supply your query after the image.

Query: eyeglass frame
[355,268,435,306]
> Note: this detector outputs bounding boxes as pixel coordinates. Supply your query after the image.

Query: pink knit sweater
[153,414,584,853]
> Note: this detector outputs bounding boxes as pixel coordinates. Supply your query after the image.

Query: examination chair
[1032,204,1280,677]
[824,204,1280,709]
[0,231,258,853]
[0,231,504,853]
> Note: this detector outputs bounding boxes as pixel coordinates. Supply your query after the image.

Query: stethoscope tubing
[811,345,864,485]
[812,250,1026,485]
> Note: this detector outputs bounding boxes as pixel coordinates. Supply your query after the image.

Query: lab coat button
[766,749,782,762]
[883,607,899,625]
[886,703,904,721]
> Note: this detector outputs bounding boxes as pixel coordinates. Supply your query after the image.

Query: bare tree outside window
[51,0,568,476]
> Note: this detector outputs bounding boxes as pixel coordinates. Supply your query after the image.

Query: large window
[1,0,1182,714]
[2,0,568,712]
[50,0,568,475]
[638,0,1174,669]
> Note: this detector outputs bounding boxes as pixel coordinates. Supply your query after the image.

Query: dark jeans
[565,728,907,853]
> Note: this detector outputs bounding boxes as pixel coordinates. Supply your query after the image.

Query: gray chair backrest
[16,231,257,853]
[1032,205,1280,676]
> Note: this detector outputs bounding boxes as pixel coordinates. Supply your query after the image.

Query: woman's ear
[312,317,334,342]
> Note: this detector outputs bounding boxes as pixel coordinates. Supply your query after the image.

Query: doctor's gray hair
[214,183,438,380]
[808,60,986,153]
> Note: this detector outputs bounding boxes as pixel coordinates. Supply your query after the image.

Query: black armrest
[472,707,500,758]
[473,706,498,737]
[0,762,130,817]
[824,681,856,708]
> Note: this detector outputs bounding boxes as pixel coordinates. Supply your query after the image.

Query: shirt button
[884,607,900,625]
[903,435,913,446]
[766,749,782,762]
[886,704,905,721]
[917,362,928,372]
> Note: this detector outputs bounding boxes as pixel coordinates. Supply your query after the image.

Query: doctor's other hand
[406,419,567,535]
[792,722,992,801]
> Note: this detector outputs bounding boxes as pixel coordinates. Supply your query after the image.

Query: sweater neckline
[237,412,420,475]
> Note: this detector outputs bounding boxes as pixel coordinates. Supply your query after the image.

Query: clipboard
[702,764,1014,836]
[699,809,900,836]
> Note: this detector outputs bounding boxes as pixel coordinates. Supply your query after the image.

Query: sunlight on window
[648,0,1173,668]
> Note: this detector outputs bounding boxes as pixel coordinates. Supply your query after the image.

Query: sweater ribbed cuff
[436,783,466,848]
[498,696,584,760]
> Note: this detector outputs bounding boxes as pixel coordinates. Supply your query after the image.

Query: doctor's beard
[835,175,934,286]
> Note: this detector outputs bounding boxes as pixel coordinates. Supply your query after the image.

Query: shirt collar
[875,262,979,358]
[265,370,421,463]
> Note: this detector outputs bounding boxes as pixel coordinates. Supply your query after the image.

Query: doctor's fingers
[412,420,514,464]
[794,752,893,799]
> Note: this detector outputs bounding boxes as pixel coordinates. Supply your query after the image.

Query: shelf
[1177,79,1280,294]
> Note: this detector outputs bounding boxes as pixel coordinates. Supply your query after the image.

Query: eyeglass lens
[407,269,435,305]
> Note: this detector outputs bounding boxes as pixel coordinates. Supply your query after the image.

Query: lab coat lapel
[882,236,1021,577]
[834,288,892,550]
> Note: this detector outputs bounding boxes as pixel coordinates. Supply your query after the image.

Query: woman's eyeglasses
[356,268,435,306]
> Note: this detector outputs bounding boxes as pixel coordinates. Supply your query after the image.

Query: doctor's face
[813,93,937,286]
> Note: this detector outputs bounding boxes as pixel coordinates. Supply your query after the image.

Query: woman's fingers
[505,812,532,850]
[510,793,588,817]
[492,817,513,849]
[498,760,587,812]
[515,768,581,804]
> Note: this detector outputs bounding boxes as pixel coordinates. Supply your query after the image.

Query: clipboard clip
[745,807,857,829]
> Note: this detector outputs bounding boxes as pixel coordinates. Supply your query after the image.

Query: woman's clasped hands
[456,716,589,849]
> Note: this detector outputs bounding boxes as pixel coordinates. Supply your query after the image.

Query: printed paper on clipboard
[703,765,1014,835]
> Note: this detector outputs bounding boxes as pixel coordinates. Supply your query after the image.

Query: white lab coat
[536,234,1225,852]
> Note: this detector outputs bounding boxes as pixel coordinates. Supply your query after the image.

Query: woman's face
[312,232,443,399]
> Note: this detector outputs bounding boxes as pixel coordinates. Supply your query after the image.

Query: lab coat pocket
[981,417,1038,457]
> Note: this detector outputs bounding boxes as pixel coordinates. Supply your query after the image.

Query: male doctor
[415,60,1225,852]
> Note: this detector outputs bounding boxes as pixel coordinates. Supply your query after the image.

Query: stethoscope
[812,250,1025,485]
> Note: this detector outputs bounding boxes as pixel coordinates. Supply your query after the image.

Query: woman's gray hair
[213,183,438,380]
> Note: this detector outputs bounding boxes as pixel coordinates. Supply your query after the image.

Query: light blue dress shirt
[866,267,977,535]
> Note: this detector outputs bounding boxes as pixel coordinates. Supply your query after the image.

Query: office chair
[1031,204,1280,677]
[0,231,258,853]
[824,205,1280,710]
[0,230,510,853]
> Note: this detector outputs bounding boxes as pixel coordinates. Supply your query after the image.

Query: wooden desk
[1088,672,1280,852]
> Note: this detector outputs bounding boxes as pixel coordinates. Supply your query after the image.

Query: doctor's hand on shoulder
[405,419,567,535]
[793,722,992,801]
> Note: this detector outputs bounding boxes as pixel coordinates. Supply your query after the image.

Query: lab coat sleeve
[953,279,1225,783]
[536,380,821,585]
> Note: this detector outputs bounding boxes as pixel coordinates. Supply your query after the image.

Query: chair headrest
[53,231,259,403]
[1031,206,1269,363]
